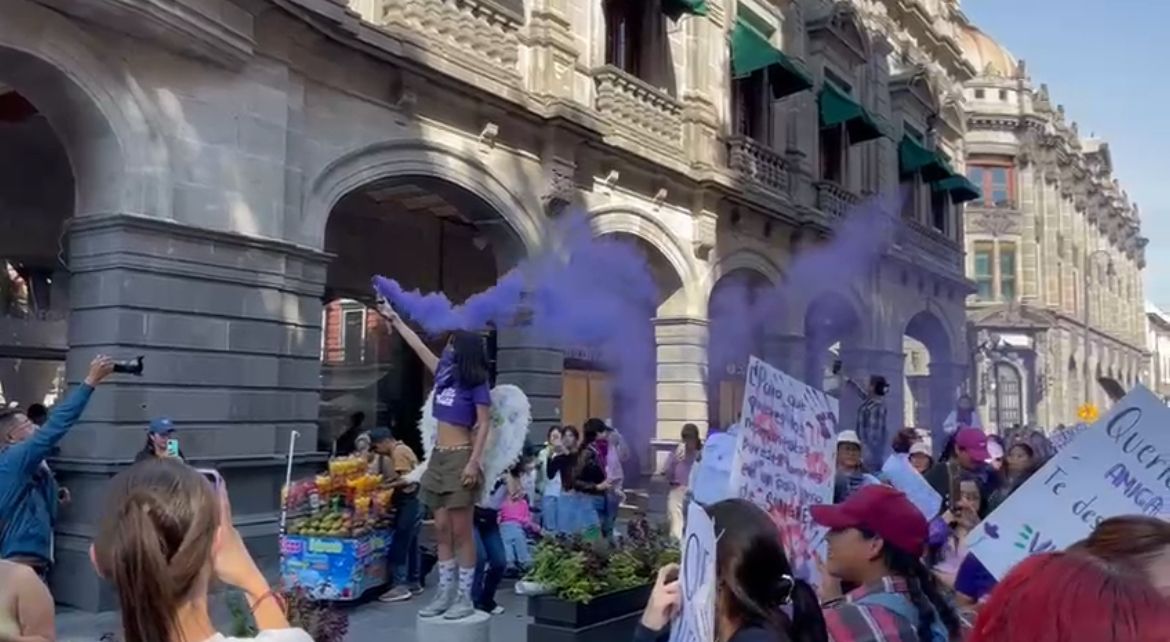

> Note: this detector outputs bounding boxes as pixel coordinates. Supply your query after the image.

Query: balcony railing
[593,65,683,157]
[728,136,790,195]
[814,181,860,219]
[377,0,522,80]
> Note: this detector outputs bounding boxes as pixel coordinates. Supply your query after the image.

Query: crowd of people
[1,328,1168,642]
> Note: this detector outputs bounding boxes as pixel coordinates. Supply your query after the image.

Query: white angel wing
[403,394,438,484]
[402,384,532,496]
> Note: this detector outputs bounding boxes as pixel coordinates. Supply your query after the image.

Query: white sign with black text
[670,501,717,642]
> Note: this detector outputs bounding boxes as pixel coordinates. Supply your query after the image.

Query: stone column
[50,214,329,611]
[652,317,707,473]
[681,2,726,171]
[927,361,967,450]
[494,323,564,444]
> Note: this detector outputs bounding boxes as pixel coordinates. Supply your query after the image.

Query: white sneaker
[442,592,476,620]
[418,586,454,618]
[489,605,505,615]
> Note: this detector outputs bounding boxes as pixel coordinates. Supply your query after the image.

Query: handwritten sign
[669,502,716,642]
[881,454,943,520]
[968,386,1170,579]
[730,356,837,585]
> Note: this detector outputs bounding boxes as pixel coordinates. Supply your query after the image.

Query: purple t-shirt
[431,348,491,428]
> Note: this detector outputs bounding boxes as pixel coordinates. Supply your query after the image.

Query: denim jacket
[0,384,94,563]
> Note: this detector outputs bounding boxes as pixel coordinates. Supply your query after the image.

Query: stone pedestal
[417,611,491,642]
[49,213,330,610]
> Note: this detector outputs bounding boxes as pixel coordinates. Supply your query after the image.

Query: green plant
[526,519,679,603]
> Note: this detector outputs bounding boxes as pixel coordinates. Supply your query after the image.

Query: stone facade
[955,24,1148,432]
[0,0,978,609]
[1146,303,1170,402]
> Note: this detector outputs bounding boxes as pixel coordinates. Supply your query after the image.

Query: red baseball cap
[954,427,991,461]
[810,485,928,557]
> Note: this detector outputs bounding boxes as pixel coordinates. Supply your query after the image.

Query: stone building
[1,0,978,608]
[1146,302,1170,402]
[956,25,1148,432]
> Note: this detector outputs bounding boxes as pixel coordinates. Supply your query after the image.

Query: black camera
[112,356,145,376]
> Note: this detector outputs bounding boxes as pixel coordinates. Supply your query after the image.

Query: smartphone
[166,438,180,458]
[196,468,223,490]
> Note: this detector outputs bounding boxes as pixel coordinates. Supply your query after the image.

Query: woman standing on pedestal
[378,301,492,621]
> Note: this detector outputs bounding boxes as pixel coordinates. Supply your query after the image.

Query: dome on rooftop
[958,25,1018,78]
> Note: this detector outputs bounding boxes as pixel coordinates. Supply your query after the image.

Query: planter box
[528,585,652,642]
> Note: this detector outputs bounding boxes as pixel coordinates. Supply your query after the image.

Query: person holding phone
[135,418,185,463]
[0,355,116,581]
[93,458,311,642]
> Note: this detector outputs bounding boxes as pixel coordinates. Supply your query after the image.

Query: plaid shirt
[823,577,919,642]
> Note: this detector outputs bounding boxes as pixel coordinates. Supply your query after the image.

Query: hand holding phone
[166,438,180,458]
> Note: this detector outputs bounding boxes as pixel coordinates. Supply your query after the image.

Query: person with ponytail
[634,498,828,642]
[811,485,962,642]
[92,459,311,642]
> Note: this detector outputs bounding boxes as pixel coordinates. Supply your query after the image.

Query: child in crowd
[500,459,541,577]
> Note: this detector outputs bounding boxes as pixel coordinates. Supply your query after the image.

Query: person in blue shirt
[0,355,115,579]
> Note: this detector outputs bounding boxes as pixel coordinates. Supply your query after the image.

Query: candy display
[279,455,398,599]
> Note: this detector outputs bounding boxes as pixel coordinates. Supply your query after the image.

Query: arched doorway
[707,269,770,428]
[803,290,862,389]
[903,310,954,439]
[562,231,686,474]
[318,176,519,455]
[0,88,72,411]
[990,360,1023,431]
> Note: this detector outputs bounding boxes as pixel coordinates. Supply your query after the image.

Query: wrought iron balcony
[593,65,684,158]
[728,136,790,195]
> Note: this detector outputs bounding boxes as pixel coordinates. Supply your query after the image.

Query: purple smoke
[373,212,659,437]
[706,193,901,398]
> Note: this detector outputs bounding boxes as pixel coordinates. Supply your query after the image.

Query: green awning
[819,83,883,143]
[898,137,951,181]
[730,20,813,99]
[934,173,982,203]
[663,0,708,20]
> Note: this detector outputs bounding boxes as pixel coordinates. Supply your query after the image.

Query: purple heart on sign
[985,523,1000,539]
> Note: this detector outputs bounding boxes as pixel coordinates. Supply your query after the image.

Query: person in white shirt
[91,459,311,642]
[942,394,983,436]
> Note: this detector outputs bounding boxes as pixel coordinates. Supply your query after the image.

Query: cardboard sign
[881,454,943,521]
[731,357,838,584]
[967,386,1170,579]
[669,502,717,642]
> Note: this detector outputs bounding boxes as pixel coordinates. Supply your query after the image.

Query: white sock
[458,566,475,597]
[438,559,456,592]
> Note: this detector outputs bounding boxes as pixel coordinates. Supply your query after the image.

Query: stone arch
[587,206,699,315]
[707,267,776,427]
[703,249,783,295]
[305,139,545,258]
[0,0,168,218]
[802,287,866,382]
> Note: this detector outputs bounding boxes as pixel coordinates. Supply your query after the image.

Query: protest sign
[968,385,1170,580]
[730,356,837,584]
[881,454,943,520]
[669,501,716,642]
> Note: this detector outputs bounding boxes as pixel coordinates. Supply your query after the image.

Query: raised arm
[377,300,439,374]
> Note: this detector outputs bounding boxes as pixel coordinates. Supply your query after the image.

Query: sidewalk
[57,583,530,642]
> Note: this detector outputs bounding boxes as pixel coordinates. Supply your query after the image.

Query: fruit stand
[279,456,397,600]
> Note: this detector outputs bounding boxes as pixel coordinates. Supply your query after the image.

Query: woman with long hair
[663,423,702,541]
[379,301,492,620]
[536,426,562,531]
[573,419,612,533]
[91,459,310,642]
[635,499,828,642]
[812,485,961,642]
[1069,515,1170,597]
[545,425,580,534]
[986,442,1035,512]
[967,552,1170,642]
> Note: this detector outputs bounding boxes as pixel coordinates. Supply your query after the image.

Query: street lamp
[1083,249,1113,406]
